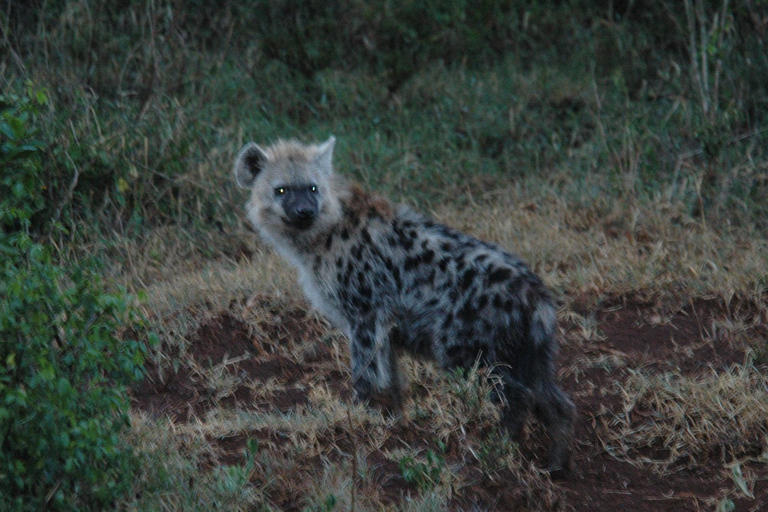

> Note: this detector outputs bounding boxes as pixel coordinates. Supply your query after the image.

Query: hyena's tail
[527,300,576,475]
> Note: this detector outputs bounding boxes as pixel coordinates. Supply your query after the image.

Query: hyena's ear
[315,136,336,176]
[234,143,269,189]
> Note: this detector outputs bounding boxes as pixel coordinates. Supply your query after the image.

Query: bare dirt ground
[132,295,767,511]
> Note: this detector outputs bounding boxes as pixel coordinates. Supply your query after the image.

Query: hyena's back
[234,137,575,474]
[358,207,556,376]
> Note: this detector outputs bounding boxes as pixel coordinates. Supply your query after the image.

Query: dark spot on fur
[477,295,488,309]
[489,268,512,284]
[404,255,420,272]
[361,228,372,244]
[392,267,402,288]
[405,249,436,272]
[438,258,449,272]
[359,332,373,348]
[325,233,334,250]
[341,228,350,240]
[446,345,468,363]
[457,300,477,322]
[460,268,477,291]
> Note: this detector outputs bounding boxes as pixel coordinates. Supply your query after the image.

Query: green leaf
[716,499,735,512]
[8,116,25,139]
[0,119,16,140]
[730,462,753,498]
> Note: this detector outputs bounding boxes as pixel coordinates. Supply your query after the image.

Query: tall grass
[2,0,766,244]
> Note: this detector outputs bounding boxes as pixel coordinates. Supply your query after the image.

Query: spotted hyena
[234,136,576,472]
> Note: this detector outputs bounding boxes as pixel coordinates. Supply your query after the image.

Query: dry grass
[603,363,768,470]
[438,175,768,308]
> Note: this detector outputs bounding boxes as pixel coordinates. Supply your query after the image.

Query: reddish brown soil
[132,296,768,511]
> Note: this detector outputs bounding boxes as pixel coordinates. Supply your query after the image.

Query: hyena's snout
[282,186,319,229]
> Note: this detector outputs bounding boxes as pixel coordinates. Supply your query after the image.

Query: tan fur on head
[261,137,335,165]
[235,136,347,257]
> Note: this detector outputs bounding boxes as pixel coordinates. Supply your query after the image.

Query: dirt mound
[132,300,333,422]
[132,296,767,510]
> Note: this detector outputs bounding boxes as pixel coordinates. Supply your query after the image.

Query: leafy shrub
[0,87,150,511]
[0,84,50,237]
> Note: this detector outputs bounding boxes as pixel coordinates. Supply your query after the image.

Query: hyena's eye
[310,185,318,193]
[275,187,286,196]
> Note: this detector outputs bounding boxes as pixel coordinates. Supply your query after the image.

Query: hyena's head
[234,136,343,244]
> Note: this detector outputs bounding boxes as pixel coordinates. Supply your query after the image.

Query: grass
[605,363,768,470]
[3,0,768,509]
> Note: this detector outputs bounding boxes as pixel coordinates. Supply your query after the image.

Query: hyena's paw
[353,380,403,419]
[353,378,374,404]
[544,454,572,481]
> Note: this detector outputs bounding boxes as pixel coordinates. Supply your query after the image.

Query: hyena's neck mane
[340,183,394,227]
[304,183,393,261]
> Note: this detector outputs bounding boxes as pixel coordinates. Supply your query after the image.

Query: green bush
[0,84,50,238]
[0,87,150,511]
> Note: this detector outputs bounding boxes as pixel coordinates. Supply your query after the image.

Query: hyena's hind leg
[490,366,534,442]
[533,380,576,475]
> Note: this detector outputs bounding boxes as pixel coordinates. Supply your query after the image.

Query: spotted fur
[234,136,576,472]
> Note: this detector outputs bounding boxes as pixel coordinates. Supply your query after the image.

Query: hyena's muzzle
[280,186,318,230]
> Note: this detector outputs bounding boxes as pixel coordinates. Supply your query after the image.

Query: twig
[52,152,81,224]
[0,7,27,78]
[347,408,357,512]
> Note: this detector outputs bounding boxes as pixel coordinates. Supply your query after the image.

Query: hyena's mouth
[282,217,315,231]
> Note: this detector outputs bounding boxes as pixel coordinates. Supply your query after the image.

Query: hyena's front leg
[348,316,402,412]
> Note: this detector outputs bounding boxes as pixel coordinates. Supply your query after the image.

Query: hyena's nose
[296,207,316,219]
